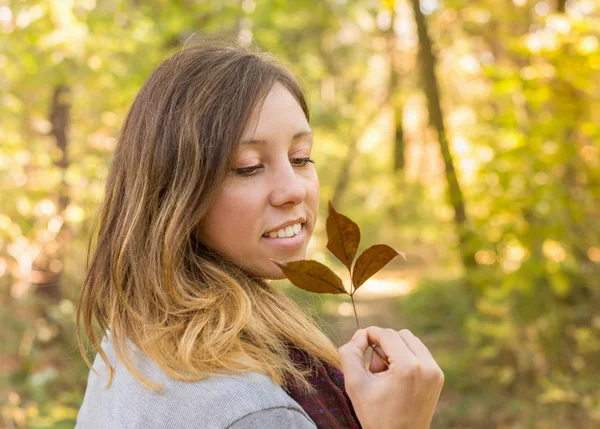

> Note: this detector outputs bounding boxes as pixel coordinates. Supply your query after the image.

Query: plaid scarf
[283,347,362,429]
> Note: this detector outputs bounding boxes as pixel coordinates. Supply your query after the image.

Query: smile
[261,223,306,250]
[263,222,303,238]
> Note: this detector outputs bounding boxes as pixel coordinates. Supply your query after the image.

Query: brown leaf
[326,201,360,272]
[351,244,404,292]
[271,259,348,295]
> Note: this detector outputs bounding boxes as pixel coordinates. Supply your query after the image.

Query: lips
[264,217,307,236]
[261,222,307,250]
[263,222,303,238]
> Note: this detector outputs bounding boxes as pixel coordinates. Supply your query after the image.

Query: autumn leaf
[274,202,407,369]
[351,244,405,292]
[271,259,348,295]
[326,201,360,271]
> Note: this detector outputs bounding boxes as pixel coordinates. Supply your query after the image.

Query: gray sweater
[76,337,317,429]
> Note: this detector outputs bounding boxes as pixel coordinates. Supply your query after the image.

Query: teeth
[264,223,303,238]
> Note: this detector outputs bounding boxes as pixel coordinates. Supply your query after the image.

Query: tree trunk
[409,0,475,270]
[33,85,72,301]
[387,10,406,173]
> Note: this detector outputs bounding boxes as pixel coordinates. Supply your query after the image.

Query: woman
[75,42,444,429]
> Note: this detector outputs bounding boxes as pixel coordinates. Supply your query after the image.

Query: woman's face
[197,83,319,279]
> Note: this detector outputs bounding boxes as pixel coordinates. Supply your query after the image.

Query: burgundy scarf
[283,347,362,429]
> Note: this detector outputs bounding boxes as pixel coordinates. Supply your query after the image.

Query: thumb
[338,329,370,383]
[369,345,389,373]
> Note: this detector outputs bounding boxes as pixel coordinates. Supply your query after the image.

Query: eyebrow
[240,131,313,145]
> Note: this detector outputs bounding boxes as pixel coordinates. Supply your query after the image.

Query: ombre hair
[76,42,340,395]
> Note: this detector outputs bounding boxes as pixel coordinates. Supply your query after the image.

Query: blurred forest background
[1,0,599,428]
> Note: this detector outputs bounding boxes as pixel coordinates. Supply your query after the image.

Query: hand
[338,326,444,429]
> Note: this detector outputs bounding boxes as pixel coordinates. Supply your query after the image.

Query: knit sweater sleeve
[227,407,317,429]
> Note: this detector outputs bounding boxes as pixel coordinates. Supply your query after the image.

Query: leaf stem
[350,284,389,368]
[350,292,360,330]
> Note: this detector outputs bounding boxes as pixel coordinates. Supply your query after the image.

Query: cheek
[307,173,320,205]
[209,187,262,237]
[199,203,257,258]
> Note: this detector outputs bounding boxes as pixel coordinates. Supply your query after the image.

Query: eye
[290,157,315,167]
[234,164,263,176]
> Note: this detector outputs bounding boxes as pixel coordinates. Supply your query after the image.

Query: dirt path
[319,294,407,347]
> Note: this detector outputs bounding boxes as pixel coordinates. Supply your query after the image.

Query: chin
[249,251,309,280]
[243,265,285,281]
[270,269,288,280]
[255,265,294,281]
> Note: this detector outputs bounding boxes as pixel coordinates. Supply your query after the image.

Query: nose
[269,160,307,207]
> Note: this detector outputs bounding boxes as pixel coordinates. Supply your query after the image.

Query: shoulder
[227,407,316,429]
[162,370,314,428]
[76,338,313,429]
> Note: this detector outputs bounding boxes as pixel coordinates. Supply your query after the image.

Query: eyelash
[234,157,315,176]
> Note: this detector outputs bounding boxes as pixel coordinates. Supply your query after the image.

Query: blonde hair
[76,42,341,396]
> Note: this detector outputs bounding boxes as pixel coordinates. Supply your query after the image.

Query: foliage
[274,202,402,301]
[275,201,402,366]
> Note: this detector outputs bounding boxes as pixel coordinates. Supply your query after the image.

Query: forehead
[240,83,309,142]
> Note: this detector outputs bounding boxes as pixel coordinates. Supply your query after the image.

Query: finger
[368,346,388,373]
[363,326,415,368]
[338,329,370,379]
[397,329,436,364]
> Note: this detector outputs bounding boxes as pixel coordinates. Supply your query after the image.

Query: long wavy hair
[76,42,341,395]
